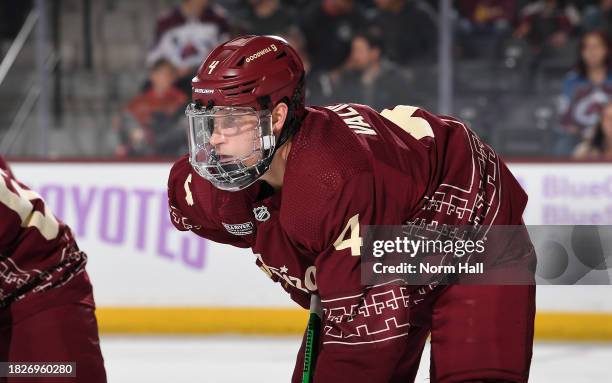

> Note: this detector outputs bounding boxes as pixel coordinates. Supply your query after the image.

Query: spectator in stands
[279,27,335,106]
[514,0,579,52]
[115,59,188,157]
[148,0,231,95]
[455,0,516,59]
[456,0,516,34]
[238,0,295,35]
[367,0,438,65]
[333,29,415,111]
[300,0,366,72]
[573,101,612,158]
[581,0,612,38]
[557,30,612,155]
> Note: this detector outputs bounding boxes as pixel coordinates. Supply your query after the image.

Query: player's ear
[271,102,289,135]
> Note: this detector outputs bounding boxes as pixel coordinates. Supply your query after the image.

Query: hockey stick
[302,295,321,383]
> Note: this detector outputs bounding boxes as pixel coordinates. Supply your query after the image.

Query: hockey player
[0,156,106,382]
[168,35,535,382]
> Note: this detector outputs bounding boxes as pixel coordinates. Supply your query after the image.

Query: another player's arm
[0,161,61,251]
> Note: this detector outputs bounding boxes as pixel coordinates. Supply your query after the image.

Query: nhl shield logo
[253,206,270,222]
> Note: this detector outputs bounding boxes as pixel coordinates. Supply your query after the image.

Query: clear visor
[186,104,275,191]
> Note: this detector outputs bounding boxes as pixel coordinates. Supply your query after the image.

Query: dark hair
[354,27,384,52]
[149,58,176,72]
[588,102,612,152]
[576,30,611,77]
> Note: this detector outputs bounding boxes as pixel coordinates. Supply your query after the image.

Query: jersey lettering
[256,254,317,293]
[326,104,377,136]
[184,174,194,206]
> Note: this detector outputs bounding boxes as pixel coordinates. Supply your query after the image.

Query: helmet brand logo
[194,88,214,94]
[245,44,277,63]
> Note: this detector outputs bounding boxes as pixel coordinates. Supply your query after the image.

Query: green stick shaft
[302,295,321,383]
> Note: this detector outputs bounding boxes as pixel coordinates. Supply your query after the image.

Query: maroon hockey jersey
[167,104,530,378]
[0,157,93,321]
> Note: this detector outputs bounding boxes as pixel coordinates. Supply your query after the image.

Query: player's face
[208,112,260,164]
[188,0,209,12]
[150,64,177,93]
[581,34,608,69]
[350,37,373,69]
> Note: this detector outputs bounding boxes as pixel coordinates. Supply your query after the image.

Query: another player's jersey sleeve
[0,160,61,253]
[0,156,89,307]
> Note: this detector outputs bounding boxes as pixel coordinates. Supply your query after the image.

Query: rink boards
[9,161,612,340]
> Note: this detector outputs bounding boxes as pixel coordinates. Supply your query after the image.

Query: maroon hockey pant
[0,303,107,383]
[293,285,535,383]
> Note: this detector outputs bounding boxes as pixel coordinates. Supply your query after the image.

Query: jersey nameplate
[326,104,377,136]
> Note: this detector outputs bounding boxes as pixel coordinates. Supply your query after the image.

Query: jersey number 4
[333,214,362,256]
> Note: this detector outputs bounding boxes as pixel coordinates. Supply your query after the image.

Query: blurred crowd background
[0,0,611,160]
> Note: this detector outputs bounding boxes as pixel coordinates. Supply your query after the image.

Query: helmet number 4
[333,214,362,256]
[208,60,220,74]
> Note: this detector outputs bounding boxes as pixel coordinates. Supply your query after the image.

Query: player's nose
[209,129,225,146]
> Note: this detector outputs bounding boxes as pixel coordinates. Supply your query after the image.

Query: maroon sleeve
[250,203,315,309]
[291,172,413,381]
[167,155,255,248]
[168,156,317,308]
[0,158,88,306]
[0,162,61,253]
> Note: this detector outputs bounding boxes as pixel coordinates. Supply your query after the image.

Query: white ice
[100,335,612,383]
